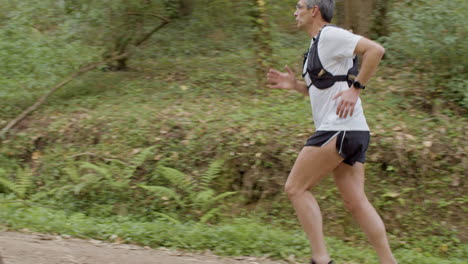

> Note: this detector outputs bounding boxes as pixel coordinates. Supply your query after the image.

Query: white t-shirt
[303,26,369,131]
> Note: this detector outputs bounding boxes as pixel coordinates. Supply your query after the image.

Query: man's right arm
[267,66,309,97]
[294,80,309,96]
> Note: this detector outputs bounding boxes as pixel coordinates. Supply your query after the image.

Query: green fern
[200,208,221,223]
[211,191,237,203]
[142,160,235,223]
[73,182,88,195]
[30,190,52,201]
[63,166,81,183]
[0,168,33,198]
[15,167,32,198]
[194,190,236,211]
[124,146,157,178]
[157,165,193,191]
[193,189,216,207]
[138,184,183,205]
[61,163,105,195]
[79,162,113,180]
[199,159,224,190]
[153,212,181,224]
[80,172,104,186]
[0,169,20,195]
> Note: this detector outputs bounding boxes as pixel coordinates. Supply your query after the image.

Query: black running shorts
[304,131,370,166]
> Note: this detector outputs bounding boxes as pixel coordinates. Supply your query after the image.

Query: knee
[344,198,368,215]
[284,182,293,198]
[284,181,302,201]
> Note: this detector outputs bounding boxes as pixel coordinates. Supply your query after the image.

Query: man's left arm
[352,38,386,89]
[334,38,385,118]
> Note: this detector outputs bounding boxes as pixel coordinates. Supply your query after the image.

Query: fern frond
[200,159,224,190]
[81,173,103,186]
[63,166,81,183]
[138,184,182,205]
[154,212,181,224]
[108,180,130,190]
[124,146,157,178]
[157,165,193,191]
[200,208,221,223]
[196,189,216,200]
[15,167,33,198]
[73,182,87,195]
[30,190,51,201]
[0,173,19,195]
[193,189,215,207]
[108,159,128,167]
[79,162,112,180]
[196,191,236,210]
[211,191,237,203]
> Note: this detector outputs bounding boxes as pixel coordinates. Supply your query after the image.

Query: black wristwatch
[352,81,366,89]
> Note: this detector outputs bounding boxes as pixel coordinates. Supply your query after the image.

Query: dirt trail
[0,231,289,264]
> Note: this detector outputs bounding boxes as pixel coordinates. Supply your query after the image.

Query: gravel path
[0,231,290,264]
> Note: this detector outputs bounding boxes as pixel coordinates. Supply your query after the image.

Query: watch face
[354,81,364,89]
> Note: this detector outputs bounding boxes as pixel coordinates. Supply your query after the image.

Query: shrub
[382,0,468,109]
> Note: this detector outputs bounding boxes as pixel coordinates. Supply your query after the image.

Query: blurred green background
[0,1,466,263]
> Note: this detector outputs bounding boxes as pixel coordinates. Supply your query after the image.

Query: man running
[267,1,397,264]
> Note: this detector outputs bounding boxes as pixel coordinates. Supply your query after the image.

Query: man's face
[294,0,314,29]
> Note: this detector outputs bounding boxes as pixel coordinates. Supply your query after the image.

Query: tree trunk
[251,0,273,89]
[335,0,374,36]
[369,0,390,38]
[179,0,194,16]
[104,13,170,71]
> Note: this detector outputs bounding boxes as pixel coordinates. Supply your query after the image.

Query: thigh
[286,137,343,192]
[333,162,366,202]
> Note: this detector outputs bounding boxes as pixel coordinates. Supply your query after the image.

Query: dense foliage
[0,1,101,114]
[382,0,468,109]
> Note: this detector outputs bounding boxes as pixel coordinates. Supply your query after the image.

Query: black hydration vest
[302,24,359,90]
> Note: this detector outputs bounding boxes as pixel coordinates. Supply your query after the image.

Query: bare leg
[333,163,397,264]
[285,137,343,264]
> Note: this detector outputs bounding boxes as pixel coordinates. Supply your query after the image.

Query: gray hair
[306,0,335,23]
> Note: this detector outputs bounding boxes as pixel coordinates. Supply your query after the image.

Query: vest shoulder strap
[303,24,359,89]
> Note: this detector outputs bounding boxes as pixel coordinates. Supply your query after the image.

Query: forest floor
[0,231,290,264]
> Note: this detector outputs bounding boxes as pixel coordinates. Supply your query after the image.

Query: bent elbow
[377,45,386,58]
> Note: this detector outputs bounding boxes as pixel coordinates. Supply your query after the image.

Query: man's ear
[310,6,319,17]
